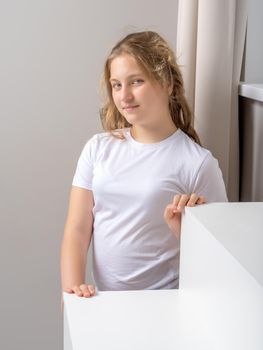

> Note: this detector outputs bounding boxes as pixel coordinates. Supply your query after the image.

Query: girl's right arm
[60,186,95,299]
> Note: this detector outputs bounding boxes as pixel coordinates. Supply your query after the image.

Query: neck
[130,122,177,144]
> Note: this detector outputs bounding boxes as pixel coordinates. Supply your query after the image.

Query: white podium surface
[64,290,213,350]
[239,83,263,102]
[179,203,263,350]
[64,203,263,350]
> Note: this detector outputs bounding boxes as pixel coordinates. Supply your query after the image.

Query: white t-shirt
[72,128,228,291]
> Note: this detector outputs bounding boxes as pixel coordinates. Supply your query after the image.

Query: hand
[164,193,206,239]
[64,284,96,298]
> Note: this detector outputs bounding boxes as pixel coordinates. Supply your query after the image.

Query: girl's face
[109,54,171,128]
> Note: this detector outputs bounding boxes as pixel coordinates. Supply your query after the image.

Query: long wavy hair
[100,31,201,145]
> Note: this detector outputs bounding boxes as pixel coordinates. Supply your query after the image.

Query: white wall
[243,0,263,82]
[0,1,178,349]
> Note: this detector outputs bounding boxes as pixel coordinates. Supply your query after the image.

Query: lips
[123,105,139,110]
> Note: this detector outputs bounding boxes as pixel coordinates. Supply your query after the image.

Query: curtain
[176,0,248,201]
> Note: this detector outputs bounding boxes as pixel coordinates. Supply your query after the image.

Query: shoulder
[87,130,112,144]
[81,129,128,157]
[175,129,222,184]
[176,129,211,164]
[87,128,129,146]
[176,131,227,200]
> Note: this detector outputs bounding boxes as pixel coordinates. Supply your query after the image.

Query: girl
[60,31,227,298]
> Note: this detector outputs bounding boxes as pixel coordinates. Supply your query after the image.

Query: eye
[111,82,121,90]
[132,79,144,85]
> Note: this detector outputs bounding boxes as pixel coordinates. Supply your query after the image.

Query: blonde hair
[100,31,201,145]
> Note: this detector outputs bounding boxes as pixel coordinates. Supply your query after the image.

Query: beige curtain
[176,0,248,201]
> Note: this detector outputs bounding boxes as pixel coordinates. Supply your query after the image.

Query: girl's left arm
[164,153,228,239]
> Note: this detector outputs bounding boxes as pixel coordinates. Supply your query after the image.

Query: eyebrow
[109,74,143,82]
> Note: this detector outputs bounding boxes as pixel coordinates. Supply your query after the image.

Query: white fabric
[176,0,198,112]
[72,128,228,291]
[176,0,248,200]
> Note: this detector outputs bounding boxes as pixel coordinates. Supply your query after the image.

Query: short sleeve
[192,153,228,203]
[72,138,95,190]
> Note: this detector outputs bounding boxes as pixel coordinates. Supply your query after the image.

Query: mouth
[123,105,139,111]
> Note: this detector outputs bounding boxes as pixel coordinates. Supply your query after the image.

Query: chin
[123,115,141,125]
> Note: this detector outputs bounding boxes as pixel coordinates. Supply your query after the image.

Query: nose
[120,85,133,102]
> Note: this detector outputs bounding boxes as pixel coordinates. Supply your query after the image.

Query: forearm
[60,231,91,290]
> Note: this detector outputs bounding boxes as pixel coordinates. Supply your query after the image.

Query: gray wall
[0,1,178,349]
[243,0,263,82]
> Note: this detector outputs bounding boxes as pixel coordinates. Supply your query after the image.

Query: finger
[164,204,181,220]
[177,194,190,210]
[172,194,187,212]
[186,193,199,206]
[87,285,95,296]
[197,196,206,204]
[172,194,181,207]
[80,284,96,298]
[72,286,83,297]
[64,287,74,294]
[79,284,91,297]
[164,204,176,220]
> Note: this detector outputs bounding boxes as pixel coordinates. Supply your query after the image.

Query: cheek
[112,91,120,104]
[112,94,124,115]
[112,93,119,106]
[141,85,158,101]
[142,90,158,108]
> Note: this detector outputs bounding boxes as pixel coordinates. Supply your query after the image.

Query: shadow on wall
[239,83,263,201]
